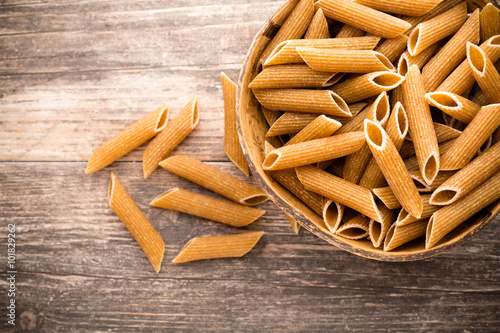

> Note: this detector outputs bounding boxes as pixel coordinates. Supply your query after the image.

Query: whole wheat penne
[364,120,423,218]
[373,186,402,210]
[305,8,330,39]
[398,44,440,76]
[472,89,490,106]
[316,0,412,38]
[404,139,456,172]
[422,9,480,92]
[323,199,344,233]
[253,89,351,117]
[329,103,367,126]
[369,203,398,248]
[263,132,365,170]
[143,97,199,179]
[86,104,168,174]
[407,2,467,56]
[402,65,440,185]
[322,156,345,175]
[249,65,341,89]
[266,112,318,137]
[264,36,381,67]
[440,104,500,170]
[284,115,341,146]
[222,73,249,176]
[151,188,265,227]
[402,0,463,34]
[260,0,314,64]
[426,170,500,249]
[336,215,370,240]
[296,165,383,222]
[431,141,500,205]
[359,102,409,189]
[468,42,500,103]
[335,24,365,38]
[391,85,404,110]
[335,95,389,135]
[425,91,481,124]
[410,170,456,192]
[332,71,405,104]
[406,122,463,144]
[354,0,441,17]
[159,156,268,206]
[480,3,500,42]
[396,194,438,226]
[172,231,264,264]
[298,48,395,73]
[261,106,279,127]
[437,35,500,95]
[271,0,300,27]
[373,34,409,63]
[343,92,390,184]
[479,135,493,155]
[285,213,301,234]
[109,173,164,273]
[384,219,428,251]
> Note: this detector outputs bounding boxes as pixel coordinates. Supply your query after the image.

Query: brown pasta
[253,89,351,116]
[86,104,168,174]
[109,173,164,273]
[353,0,441,17]
[284,115,341,146]
[266,112,319,137]
[480,3,500,42]
[249,65,341,89]
[285,213,301,234]
[384,219,428,251]
[396,194,438,226]
[150,188,265,227]
[316,0,412,38]
[369,203,398,248]
[398,44,440,76]
[159,156,268,206]
[425,91,481,124]
[296,165,383,222]
[467,42,500,103]
[373,34,409,63]
[323,199,344,233]
[143,97,199,179]
[336,215,370,240]
[304,7,330,39]
[440,104,500,170]
[172,232,264,264]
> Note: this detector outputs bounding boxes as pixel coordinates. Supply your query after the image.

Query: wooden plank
[0,162,499,331]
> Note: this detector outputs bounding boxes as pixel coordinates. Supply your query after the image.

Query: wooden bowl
[236,0,500,261]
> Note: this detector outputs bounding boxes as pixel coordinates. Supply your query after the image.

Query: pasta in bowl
[236,0,500,261]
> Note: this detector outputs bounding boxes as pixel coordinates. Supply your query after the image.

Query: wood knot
[20,311,37,330]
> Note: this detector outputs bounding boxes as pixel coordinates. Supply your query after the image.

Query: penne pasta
[297,48,395,73]
[150,188,265,227]
[440,103,500,170]
[471,89,490,106]
[373,186,402,210]
[109,173,164,273]
[426,170,500,249]
[261,106,279,127]
[467,42,500,103]
[425,91,481,124]
[373,34,409,63]
[431,141,500,205]
[354,0,441,17]
[285,213,301,234]
[253,89,351,116]
[407,2,467,56]
[480,3,500,42]
[296,165,383,222]
[159,156,268,206]
[369,203,397,248]
[359,102,409,189]
[315,0,412,38]
[402,0,463,34]
[270,0,300,27]
[364,119,423,218]
[284,115,341,146]
[336,215,370,240]
[304,8,330,39]
[266,112,318,137]
[86,104,168,174]
[260,0,315,64]
[437,35,500,95]
[264,36,381,67]
[409,170,456,193]
[143,97,199,179]
[396,194,438,226]
[335,24,365,38]
[384,219,428,251]
[422,9,480,92]
[343,92,390,184]
[400,123,462,158]
[222,73,250,176]
[404,139,456,172]
[172,231,264,264]
[323,199,344,233]
[263,132,365,170]
[322,156,345,175]
[335,95,388,135]
[401,65,440,185]
[249,65,341,89]
[398,44,440,76]
[332,71,405,104]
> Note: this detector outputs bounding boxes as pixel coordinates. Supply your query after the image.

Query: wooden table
[1,1,499,331]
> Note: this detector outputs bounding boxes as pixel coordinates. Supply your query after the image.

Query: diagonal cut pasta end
[423,152,439,186]
[373,51,396,72]
[467,42,487,76]
[153,103,169,133]
[262,150,281,170]
[429,186,460,206]
[369,71,405,90]
[407,25,421,56]
[328,91,351,117]
[335,215,370,240]
[323,199,343,233]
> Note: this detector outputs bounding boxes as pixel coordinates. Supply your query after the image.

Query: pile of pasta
[251,0,500,251]
[86,75,269,272]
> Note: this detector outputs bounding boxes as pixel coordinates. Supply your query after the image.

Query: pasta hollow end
[423,153,439,185]
[430,188,460,206]
[370,72,405,88]
[154,104,169,132]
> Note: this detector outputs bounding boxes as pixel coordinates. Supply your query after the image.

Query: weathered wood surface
[0,1,499,331]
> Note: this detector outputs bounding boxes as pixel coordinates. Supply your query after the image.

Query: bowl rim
[235,0,500,261]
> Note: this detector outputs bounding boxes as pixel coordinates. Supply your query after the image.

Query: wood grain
[0,0,499,331]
